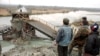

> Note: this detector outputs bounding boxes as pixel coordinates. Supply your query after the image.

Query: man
[81,17,89,26]
[68,17,90,56]
[55,18,73,56]
[83,23,100,56]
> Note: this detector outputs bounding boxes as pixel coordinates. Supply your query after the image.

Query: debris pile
[3,46,57,56]
[11,38,30,45]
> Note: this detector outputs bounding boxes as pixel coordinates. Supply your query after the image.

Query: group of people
[55,17,100,56]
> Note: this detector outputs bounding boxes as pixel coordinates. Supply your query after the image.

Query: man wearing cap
[55,18,73,56]
[83,23,100,56]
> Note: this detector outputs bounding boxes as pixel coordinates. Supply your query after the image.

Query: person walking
[55,18,73,56]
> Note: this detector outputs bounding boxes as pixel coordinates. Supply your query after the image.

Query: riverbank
[2,38,92,56]
[2,38,79,56]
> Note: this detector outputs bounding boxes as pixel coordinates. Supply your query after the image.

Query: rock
[40,48,56,56]
[33,52,42,56]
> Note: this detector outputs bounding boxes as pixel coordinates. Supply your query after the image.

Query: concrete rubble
[1,38,56,56]
[3,46,57,56]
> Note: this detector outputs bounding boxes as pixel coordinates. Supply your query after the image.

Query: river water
[0,13,100,38]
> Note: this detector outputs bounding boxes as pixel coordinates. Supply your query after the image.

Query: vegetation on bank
[0,15,11,17]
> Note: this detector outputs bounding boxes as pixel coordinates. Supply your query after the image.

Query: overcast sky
[0,0,100,8]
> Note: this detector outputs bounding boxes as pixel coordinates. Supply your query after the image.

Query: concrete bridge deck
[25,19,57,40]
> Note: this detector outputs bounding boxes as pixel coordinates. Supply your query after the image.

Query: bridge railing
[30,17,58,32]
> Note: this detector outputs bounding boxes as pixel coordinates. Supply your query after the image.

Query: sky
[0,0,100,8]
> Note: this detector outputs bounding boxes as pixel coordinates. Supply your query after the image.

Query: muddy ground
[1,38,100,56]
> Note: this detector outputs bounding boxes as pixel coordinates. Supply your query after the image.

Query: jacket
[82,20,89,25]
[84,31,99,55]
[56,25,72,46]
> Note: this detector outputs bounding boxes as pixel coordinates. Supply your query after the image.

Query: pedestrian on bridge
[55,18,73,56]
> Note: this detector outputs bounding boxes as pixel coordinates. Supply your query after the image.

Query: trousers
[57,45,68,56]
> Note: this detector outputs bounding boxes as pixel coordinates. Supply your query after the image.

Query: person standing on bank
[55,18,73,56]
[81,17,89,26]
[83,23,100,56]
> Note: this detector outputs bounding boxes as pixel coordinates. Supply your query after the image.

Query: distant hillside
[0,4,100,16]
[0,4,70,16]
[0,8,10,16]
[0,4,100,12]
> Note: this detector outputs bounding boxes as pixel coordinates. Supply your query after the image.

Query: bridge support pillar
[22,22,36,40]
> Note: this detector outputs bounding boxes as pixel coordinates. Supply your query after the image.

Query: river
[0,13,100,38]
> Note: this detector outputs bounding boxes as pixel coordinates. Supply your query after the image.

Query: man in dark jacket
[81,17,89,26]
[84,23,99,56]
